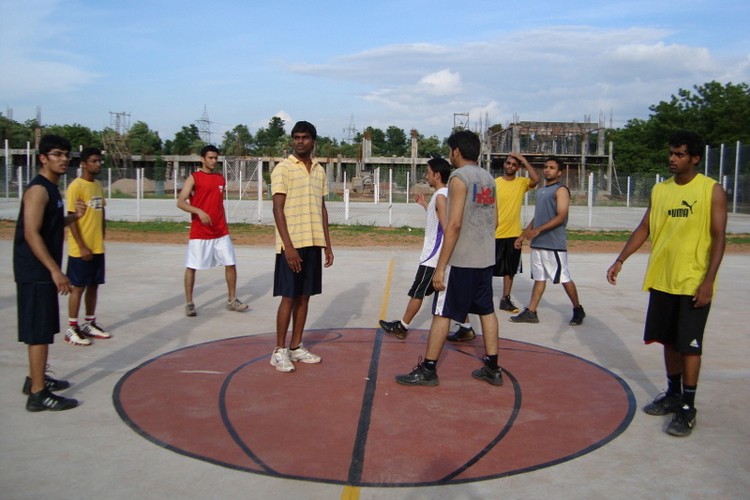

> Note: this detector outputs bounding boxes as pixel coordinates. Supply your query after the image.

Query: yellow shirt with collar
[271,155,328,253]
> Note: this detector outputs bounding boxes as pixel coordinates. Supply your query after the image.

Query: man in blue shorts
[65,147,110,346]
[379,157,451,339]
[15,135,86,411]
[396,130,502,387]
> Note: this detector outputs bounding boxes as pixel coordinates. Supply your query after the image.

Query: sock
[85,316,95,325]
[667,373,682,396]
[485,355,499,370]
[423,359,437,371]
[682,384,697,408]
[68,318,78,328]
[459,322,471,329]
[400,320,410,329]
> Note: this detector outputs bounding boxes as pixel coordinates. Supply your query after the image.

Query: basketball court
[0,240,748,499]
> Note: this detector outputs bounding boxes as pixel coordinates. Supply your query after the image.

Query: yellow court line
[340,257,395,500]
[341,485,361,500]
[379,257,396,320]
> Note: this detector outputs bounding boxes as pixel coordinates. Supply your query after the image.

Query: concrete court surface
[0,239,748,500]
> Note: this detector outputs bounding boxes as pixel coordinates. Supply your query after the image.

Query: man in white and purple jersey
[379,157,451,339]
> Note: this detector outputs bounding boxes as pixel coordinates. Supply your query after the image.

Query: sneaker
[379,319,408,340]
[499,296,520,313]
[81,321,111,339]
[395,359,439,386]
[289,344,321,364]
[226,298,249,312]
[643,392,683,416]
[185,302,197,317]
[569,305,586,326]
[270,347,295,373]
[22,375,70,396]
[510,308,539,324]
[26,388,78,412]
[666,405,697,437]
[472,364,504,386]
[65,326,92,346]
[447,325,476,342]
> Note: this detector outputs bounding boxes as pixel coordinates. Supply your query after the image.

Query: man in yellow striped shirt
[270,121,334,372]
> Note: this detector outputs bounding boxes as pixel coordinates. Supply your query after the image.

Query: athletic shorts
[644,289,711,355]
[432,265,494,322]
[493,237,522,277]
[185,235,236,270]
[66,254,105,287]
[529,248,571,284]
[17,282,59,345]
[273,246,323,298]
[407,265,436,299]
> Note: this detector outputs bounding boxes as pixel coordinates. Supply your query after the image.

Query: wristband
[615,259,624,265]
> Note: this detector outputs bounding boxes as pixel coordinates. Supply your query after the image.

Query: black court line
[346,326,384,484]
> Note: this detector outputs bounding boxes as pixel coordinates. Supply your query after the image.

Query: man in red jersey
[177,145,248,316]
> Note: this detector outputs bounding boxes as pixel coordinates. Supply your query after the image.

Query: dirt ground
[1,220,747,254]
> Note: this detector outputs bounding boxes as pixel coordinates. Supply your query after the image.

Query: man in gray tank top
[510,156,585,326]
[395,130,504,387]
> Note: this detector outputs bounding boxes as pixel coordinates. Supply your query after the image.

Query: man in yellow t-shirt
[65,147,109,346]
[607,130,727,438]
[493,153,539,312]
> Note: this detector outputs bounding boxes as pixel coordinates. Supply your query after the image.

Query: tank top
[419,186,448,267]
[14,175,65,283]
[643,174,718,295]
[448,165,496,268]
[531,182,568,251]
[189,170,229,240]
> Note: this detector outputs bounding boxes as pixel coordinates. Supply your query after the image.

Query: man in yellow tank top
[607,131,727,437]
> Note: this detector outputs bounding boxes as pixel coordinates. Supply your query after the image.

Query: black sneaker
[447,326,476,342]
[510,308,539,323]
[22,375,70,396]
[471,364,504,386]
[379,319,408,340]
[26,388,78,412]
[499,296,520,313]
[395,360,439,386]
[569,305,586,326]
[643,392,683,416]
[666,405,697,437]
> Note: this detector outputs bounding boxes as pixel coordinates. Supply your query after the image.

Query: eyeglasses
[46,151,71,159]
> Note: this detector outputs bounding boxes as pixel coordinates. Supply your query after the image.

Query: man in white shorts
[177,145,248,316]
[511,156,585,326]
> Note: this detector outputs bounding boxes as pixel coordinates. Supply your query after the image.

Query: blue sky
[1,0,748,144]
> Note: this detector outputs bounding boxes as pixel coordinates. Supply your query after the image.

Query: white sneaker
[81,321,111,339]
[270,347,295,372]
[65,327,92,346]
[289,344,321,364]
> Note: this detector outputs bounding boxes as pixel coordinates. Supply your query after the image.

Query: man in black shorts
[607,131,727,437]
[14,135,86,411]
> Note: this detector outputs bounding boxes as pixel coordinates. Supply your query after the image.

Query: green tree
[127,121,162,155]
[613,81,750,173]
[417,134,447,158]
[365,126,386,155]
[221,124,254,156]
[43,123,100,149]
[166,124,204,155]
[0,115,35,148]
[383,126,408,156]
[254,116,287,156]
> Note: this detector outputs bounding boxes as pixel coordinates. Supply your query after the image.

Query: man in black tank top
[14,135,86,412]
